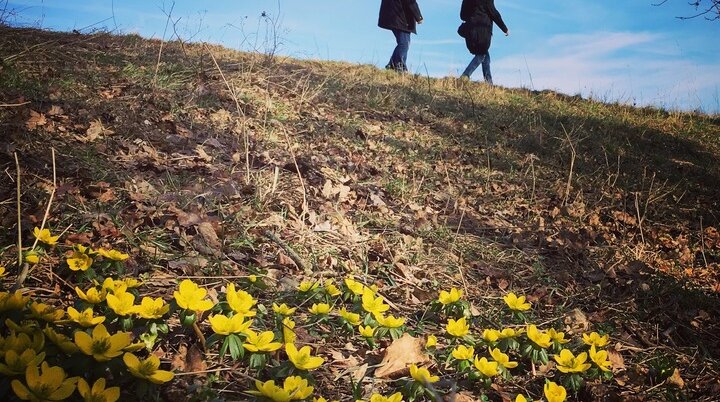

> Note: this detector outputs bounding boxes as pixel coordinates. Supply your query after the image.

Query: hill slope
[1,26,720,401]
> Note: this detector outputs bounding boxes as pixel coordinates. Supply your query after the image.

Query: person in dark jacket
[458,0,509,84]
[378,0,423,72]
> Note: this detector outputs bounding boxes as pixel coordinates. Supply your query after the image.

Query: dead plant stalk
[561,124,577,206]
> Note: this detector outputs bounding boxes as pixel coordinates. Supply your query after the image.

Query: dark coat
[378,0,423,34]
[458,0,508,54]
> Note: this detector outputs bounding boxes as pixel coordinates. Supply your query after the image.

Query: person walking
[378,0,424,72]
[458,0,509,84]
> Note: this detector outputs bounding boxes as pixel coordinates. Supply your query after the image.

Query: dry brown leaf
[666,368,684,389]
[195,221,222,253]
[374,333,429,379]
[607,348,625,371]
[26,110,47,130]
[564,308,590,332]
[83,119,113,142]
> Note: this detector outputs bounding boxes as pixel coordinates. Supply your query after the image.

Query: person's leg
[461,54,484,78]
[481,52,492,84]
[389,29,410,71]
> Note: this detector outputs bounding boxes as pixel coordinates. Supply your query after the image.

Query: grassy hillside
[1,26,719,401]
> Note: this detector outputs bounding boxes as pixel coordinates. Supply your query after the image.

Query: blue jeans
[388,29,411,71]
[461,53,492,84]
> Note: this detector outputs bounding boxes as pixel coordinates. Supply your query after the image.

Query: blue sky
[5,0,720,113]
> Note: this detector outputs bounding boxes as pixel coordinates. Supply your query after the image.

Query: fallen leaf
[564,308,590,332]
[195,221,222,255]
[607,348,625,371]
[374,333,429,379]
[26,110,47,130]
[665,368,684,389]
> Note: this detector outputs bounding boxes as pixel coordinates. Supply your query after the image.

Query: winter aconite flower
[97,248,129,261]
[105,291,136,317]
[451,345,475,361]
[251,376,313,402]
[482,329,501,343]
[67,307,106,327]
[272,303,297,316]
[446,317,470,337]
[438,287,463,305]
[370,393,404,402]
[324,280,342,297]
[309,303,331,315]
[473,356,499,377]
[489,347,518,369]
[514,395,528,402]
[77,378,120,402]
[589,345,612,372]
[29,302,64,322]
[286,343,324,371]
[243,330,283,352]
[582,332,609,348]
[344,277,366,296]
[553,349,591,373]
[282,317,296,344]
[0,349,46,376]
[282,376,314,400]
[409,364,439,384]
[135,297,169,320]
[0,266,6,277]
[11,362,78,401]
[298,281,319,293]
[174,280,213,312]
[359,325,376,338]
[526,325,552,349]
[375,313,405,328]
[361,288,389,316]
[44,327,79,354]
[0,290,30,312]
[74,324,132,361]
[503,293,531,311]
[66,251,93,271]
[209,314,253,336]
[544,381,567,402]
[338,308,362,326]
[225,284,257,317]
[425,335,438,349]
[123,352,174,384]
[75,286,106,304]
[548,328,570,345]
[33,227,60,245]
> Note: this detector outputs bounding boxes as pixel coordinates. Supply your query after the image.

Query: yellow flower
[548,328,570,344]
[282,376,314,400]
[174,279,214,312]
[361,288,389,316]
[375,313,405,328]
[489,347,518,369]
[409,364,439,384]
[499,327,522,339]
[358,325,375,338]
[225,283,257,317]
[0,331,44,359]
[451,345,475,361]
[120,277,142,288]
[324,280,342,297]
[0,290,30,312]
[24,251,40,265]
[135,297,169,320]
[243,330,282,352]
[482,329,501,342]
[282,317,296,344]
[33,227,60,245]
[503,292,531,311]
[67,307,106,327]
[74,324,132,361]
[338,308,361,326]
[209,314,253,336]
[425,335,438,349]
[344,277,366,296]
[75,286,107,304]
[97,248,129,261]
[473,356,499,377]
[29,302,64,322]
[526,325,552,349]
[309,303,331,315]
[553,349,591,373]
[0,266,6,277]
[446,317,470,337]
[544,381,567,402]
[250,380,291,402]
[298,280,319,292]
[272,303,297,316]
[44,327,79,354]
[77,377,120,402]
[105,291,136,317]
[514,395,528,402]
[438,287,463,305]
[66,251,93,271]
[11,362,77,401]
[583,332,609,348]
[123,352,174,384]
[286,343,324,371]
[100,278,118,293]
[370,393,404,402]
[589,346,612,372]
[0,349,45,376]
